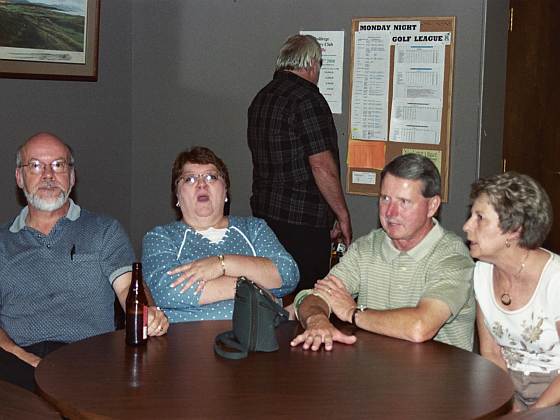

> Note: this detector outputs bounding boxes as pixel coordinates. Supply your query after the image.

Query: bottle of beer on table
[126,262,148,346]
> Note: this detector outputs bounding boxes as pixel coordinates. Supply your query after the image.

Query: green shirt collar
[381,218,444,262]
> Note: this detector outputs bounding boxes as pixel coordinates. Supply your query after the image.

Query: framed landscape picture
[0,0,100,81]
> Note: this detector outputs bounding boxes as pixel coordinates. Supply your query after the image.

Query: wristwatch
[351,304,367,326]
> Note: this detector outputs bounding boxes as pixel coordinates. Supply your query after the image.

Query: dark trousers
[264,218,331,293]
[0,341,66,392]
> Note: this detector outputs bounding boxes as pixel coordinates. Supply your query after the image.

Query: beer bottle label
[142,305,148,339]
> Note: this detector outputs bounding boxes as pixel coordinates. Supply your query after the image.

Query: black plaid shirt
[248,71,339,229]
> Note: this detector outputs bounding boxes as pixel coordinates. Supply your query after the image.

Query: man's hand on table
[290,313,356,351]
[147,306,169,336]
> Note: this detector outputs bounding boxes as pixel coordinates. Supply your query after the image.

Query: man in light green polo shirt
[290,154,475,351]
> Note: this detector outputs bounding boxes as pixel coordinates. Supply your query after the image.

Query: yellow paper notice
[402,148,442,174]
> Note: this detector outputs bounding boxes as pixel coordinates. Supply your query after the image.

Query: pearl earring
[225,197,228,203]
[505,238,511,248]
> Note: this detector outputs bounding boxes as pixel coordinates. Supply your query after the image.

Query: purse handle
[214,331,249,360]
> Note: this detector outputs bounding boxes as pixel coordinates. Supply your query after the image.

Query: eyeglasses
[19,159,73,174]
[177,172,223,186]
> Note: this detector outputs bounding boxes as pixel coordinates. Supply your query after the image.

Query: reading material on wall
[346,17,456,201]
[300,30,345,114]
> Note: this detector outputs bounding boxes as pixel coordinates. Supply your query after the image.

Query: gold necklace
[501,250,530,306]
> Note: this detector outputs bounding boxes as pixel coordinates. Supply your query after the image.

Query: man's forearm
[0,327,19,354]
[0,327,40,366]
[353,298,451,343]
[297,294,331,328]
[354,307,429,342]
[113,271,132,310]
[309,152,350,223]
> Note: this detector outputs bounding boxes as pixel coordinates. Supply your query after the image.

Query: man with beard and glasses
[290,154,476,351]
[0,132,169,392]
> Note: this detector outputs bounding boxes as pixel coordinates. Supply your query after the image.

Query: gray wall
[0,1,133,232]
[0,0,508,256]
[130,0,509,253]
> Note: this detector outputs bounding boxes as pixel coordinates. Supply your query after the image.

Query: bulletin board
[346,16,456,201]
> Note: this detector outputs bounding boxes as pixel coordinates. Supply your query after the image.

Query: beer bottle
[126,262,148,346]
[329,241,347,268]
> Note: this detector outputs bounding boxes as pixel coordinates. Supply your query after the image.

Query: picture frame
[0,0,100,81]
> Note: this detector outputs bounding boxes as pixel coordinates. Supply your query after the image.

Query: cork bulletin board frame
[347,16,456,201]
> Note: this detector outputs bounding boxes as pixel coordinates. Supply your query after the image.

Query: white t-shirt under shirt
[474,250,560,374]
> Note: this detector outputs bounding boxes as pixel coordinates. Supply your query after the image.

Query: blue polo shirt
[0,200,135,346]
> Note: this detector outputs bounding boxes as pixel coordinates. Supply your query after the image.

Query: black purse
[214,277,289,360]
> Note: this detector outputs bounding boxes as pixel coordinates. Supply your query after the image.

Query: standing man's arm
[309,150,352,246]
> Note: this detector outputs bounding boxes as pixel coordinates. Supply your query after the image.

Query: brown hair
[469,171,552,249]
[380,153,440,198]
[171,146,230,195]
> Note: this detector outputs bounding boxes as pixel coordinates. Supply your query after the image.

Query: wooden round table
[0,379,60,419]
[36,321,513,419]
[501,406,560,419]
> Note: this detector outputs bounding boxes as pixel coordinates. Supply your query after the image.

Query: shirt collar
[381,218,444,262]
[9,199,81,233]
[273,70,319,91]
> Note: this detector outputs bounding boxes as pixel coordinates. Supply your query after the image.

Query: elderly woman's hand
[168,256,224,293]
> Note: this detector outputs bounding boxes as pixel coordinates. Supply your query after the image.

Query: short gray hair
[380,154,441,198]
[469,171,552,249]
[275,34,322,72]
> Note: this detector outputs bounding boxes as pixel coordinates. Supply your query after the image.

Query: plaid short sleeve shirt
[248,71,339,228]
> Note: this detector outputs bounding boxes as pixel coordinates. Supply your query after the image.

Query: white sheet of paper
[300,30,345,114]
[352,171,376,185]
[389,44,445,144]
[350,31,390,140]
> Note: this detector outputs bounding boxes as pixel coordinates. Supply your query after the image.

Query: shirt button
[46,244,51,249]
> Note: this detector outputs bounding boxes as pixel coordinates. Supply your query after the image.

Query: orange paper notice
[347,140,386,170]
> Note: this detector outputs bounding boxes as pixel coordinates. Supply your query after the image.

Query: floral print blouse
[474,251,560,374]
